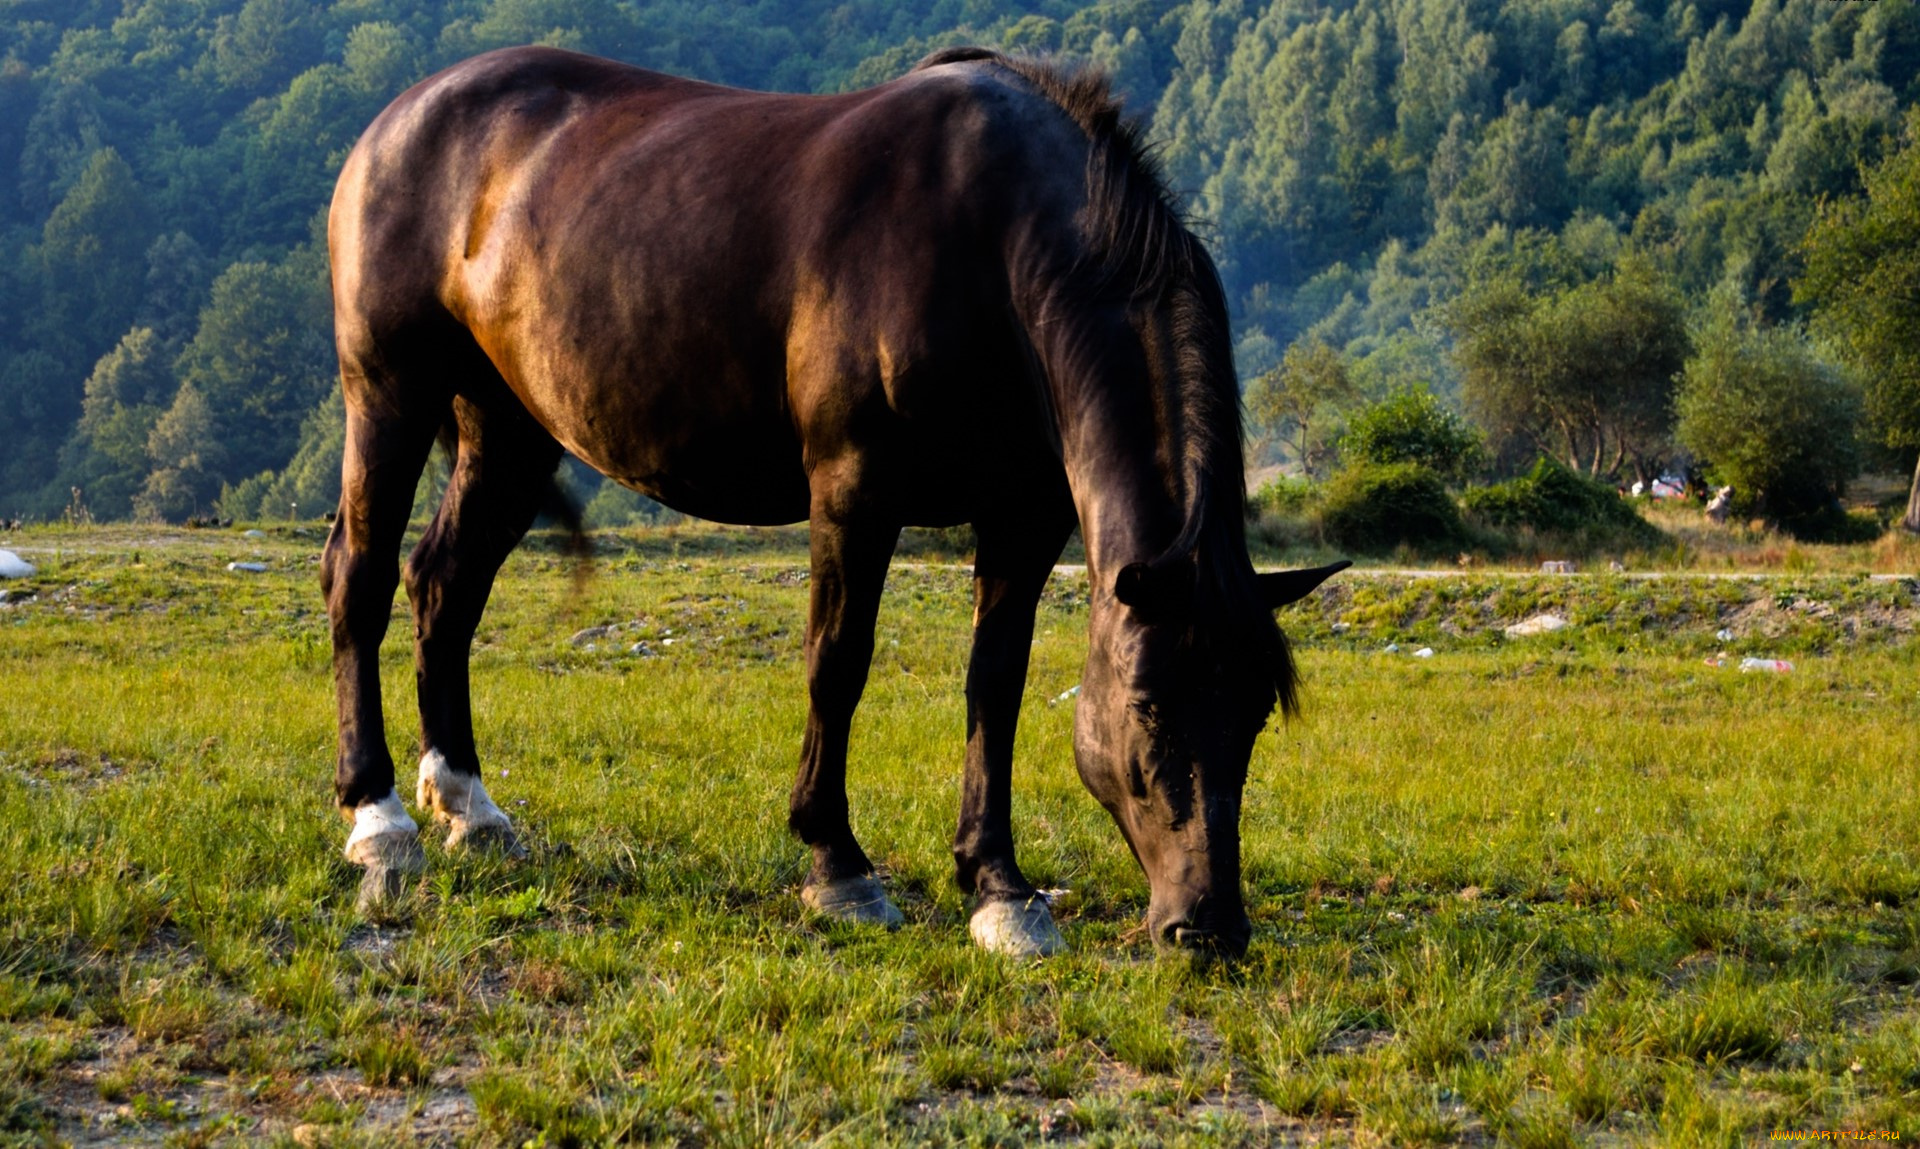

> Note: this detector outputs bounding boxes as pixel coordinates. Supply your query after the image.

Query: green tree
[173,245,334,491]
[60,327,175,518]
[1244,336,1359,476]
[1675,289,1862,533]
[1342,387,1484,482]
[32,146,150,381]
[218,385,345,522]
[1800,109,1920,530]
[1447,257,1688,481]
[135,382,224,521]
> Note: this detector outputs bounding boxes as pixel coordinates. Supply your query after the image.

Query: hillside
[1,0,1913,521]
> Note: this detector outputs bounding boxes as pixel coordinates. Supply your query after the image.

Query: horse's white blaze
[343,791,417,859]
[415,748,511,831]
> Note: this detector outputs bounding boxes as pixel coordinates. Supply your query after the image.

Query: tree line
[2,0,1917,535]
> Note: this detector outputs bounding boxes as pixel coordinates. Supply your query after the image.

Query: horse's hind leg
[790,495,904,927]
[954,510,1075,957]
[406,393,560,857]
[324,395,438,914]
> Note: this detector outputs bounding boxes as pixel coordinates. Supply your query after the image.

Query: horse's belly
[561,399,812,526]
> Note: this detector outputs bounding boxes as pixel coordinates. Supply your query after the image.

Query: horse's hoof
[802,876,904,928]
[345,827,425,871]
[416,750,525,858]
[356,863,412,919]
[970,895,1065,958]
[346,830,424,919]
[446,818,528,859]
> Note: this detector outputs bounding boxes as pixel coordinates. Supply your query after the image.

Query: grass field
[1,523,1917,1147]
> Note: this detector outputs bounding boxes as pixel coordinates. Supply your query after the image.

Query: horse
[322,44,1347,957]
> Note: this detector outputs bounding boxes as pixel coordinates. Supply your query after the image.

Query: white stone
[0,550,33,579]
[1504,613,1570,638]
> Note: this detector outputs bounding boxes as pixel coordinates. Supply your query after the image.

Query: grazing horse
[322,45,1347,956]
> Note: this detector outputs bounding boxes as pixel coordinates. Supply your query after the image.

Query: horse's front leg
[324,404,437,915]
[954,515,1074,956]
[789,503,903,926]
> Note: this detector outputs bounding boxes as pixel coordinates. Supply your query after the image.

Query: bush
[1320,463,1463,553]
[1250,476,1318,517]
[1675,291,1862,536]
[1342,387,1485,481]
[1463,456,1649,536]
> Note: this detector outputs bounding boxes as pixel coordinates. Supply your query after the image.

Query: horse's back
[330,48,1082,525]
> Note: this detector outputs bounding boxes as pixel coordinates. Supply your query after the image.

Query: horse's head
[1073,557,1349,956]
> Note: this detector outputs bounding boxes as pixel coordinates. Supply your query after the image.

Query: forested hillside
[1,0,1914,523]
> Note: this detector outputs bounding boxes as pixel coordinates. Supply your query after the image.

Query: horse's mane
[914,48,1298,716]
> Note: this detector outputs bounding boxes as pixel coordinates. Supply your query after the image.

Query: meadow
[0,523,1916,1147]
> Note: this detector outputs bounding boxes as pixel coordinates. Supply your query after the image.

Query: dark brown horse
[322,45,1346,956]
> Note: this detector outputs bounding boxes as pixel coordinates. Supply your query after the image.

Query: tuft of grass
[1031,1047,1093,1099]
[1502,1100,1579,1149]
[121,978,216,1043]
[351,1027,435,1088]
[1253,1061,1354,1119]
[0,1078,50,1134]
[1354,1079,1465,1147]
[1646,967,1787,1064]
[922,1045,1010,1092]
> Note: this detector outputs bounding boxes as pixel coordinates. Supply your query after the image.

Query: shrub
[1342,387,1485,482]
[1250,476,1318,518]
[1675,290,1862,536]
[1463,456,1649,537]
[1321,463,1463,553]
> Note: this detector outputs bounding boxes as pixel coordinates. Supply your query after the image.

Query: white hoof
[970,896,1065,958]
[415,750,524,857]
[343,793,423,916]
[802,876,904,928]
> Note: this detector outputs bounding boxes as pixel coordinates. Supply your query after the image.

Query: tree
[28,147,152,444]
[135,383,224,521]
[60,327,175,518]
[217,384,345,522]
[1447,256,1688,481]
[0,0,1916,520]
[173,245,334,487]
[1342,386,1484,482]
[1800,109,1920,530]
[1244,336,1358,477]
[1675,289,1862,533]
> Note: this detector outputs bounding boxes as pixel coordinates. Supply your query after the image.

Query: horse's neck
[1055,373,1190,585]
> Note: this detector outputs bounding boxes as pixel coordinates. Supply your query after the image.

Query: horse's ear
[1256,560,1352,610]
[1114,560,1196,617]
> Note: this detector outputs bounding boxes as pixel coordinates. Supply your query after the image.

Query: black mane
[916,48,1297,715]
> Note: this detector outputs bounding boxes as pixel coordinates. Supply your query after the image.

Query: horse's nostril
[1162,916,1251,957]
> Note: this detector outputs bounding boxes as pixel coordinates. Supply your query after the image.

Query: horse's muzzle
[1154,906,1251,957]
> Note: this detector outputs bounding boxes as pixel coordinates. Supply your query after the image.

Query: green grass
[0,522,1916,1145]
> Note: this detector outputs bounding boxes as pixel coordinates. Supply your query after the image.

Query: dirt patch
[6,749,151,791]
